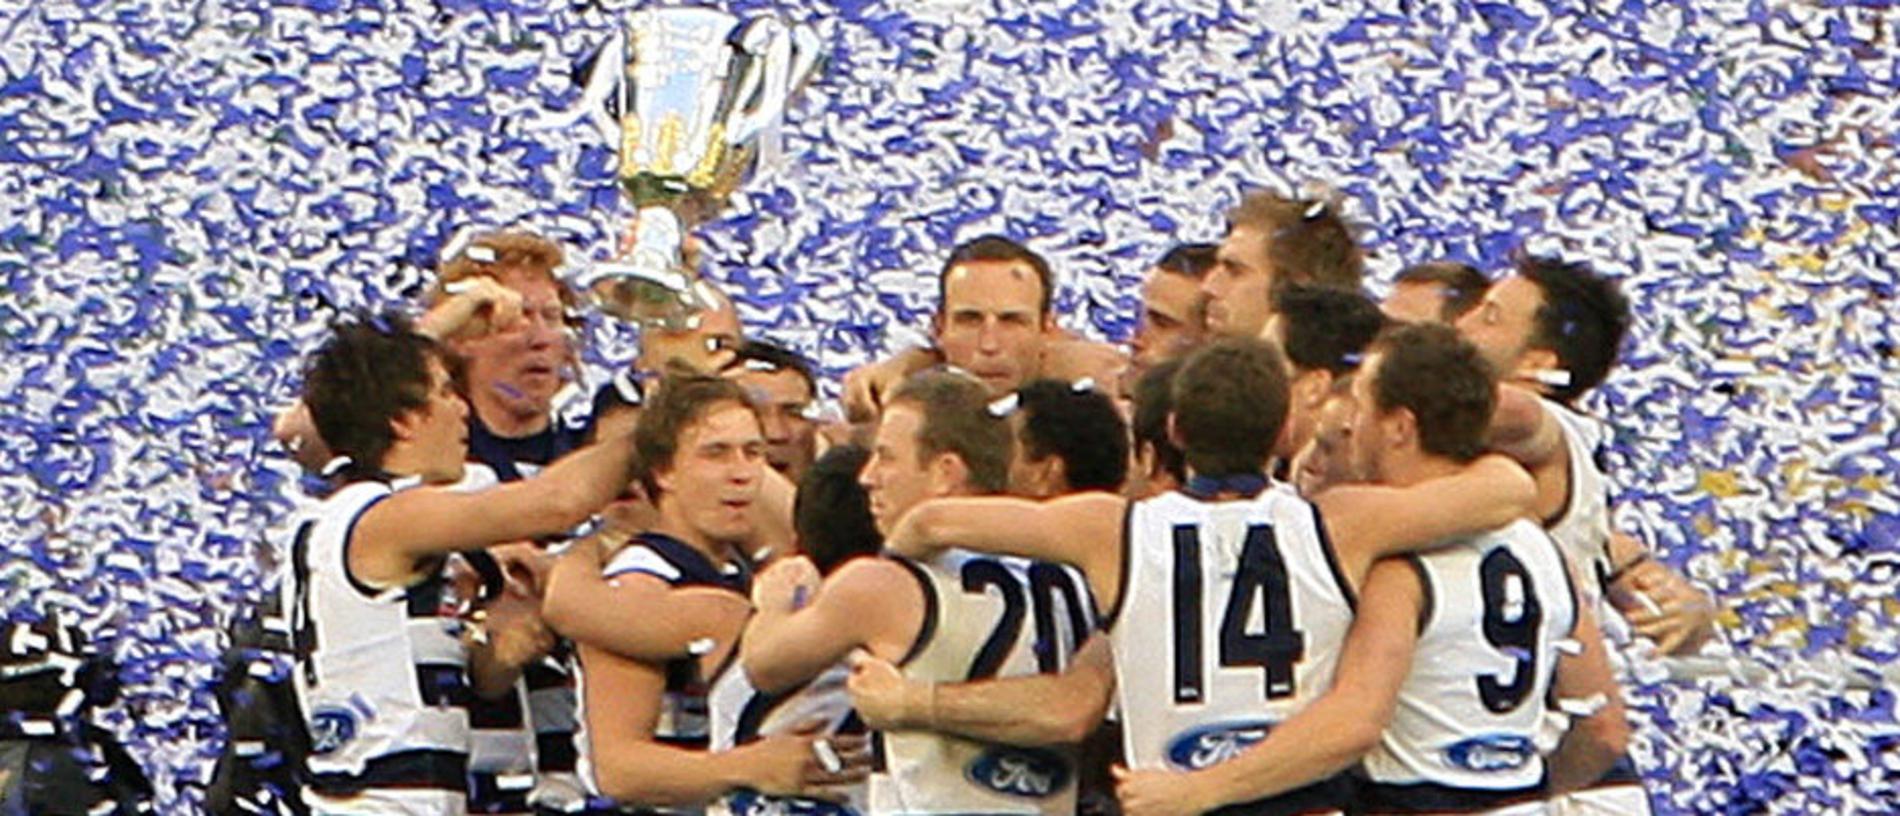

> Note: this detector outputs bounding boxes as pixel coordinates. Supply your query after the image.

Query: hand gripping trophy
[576,7,820,330]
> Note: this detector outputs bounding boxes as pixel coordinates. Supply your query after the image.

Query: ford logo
[1443,734,1536,773]
[307,706,359,755]
[726,791,858,816]
[964,747,1072,798]
[1165,720,1273,770]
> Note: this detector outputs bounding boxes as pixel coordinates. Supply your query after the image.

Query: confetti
[0,1,1894,813]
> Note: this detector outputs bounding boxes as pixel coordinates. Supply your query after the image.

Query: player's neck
[650,505,734,564]
[471,390,551,439]
[1378,452,1465,489]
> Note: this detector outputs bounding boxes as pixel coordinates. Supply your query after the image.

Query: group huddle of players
[258,190,1719,816]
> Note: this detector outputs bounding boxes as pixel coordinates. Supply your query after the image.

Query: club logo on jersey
[726,791,858,816]
[1166,720,1274,770]
[307,705,360,755]
[964,747,1071,798]
[1443,734,1537,773]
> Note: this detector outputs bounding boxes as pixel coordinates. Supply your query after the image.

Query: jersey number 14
[1173,524,1305,704]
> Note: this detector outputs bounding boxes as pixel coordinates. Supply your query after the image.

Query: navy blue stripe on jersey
[1206,772,1355,816]
[889,557,940,668]
[1104,498,1136,629]
[417,663,473,708]
[339,491,395,599]
[466,414,592,483]
[1310,502,1357,611]
[537,732,578,771]
[308,748,468,795]
[525,658,570,690]
[1355,777,1546,814]
[611,532,753,592]
[1404,555,1434,635]
[466,688,526,729]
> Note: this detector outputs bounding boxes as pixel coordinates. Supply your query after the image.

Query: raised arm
[883,492,1127,605]
[1115,557,1421,816]
[1315,454,1537,586]
[351,431,639,587]
[848,635,1115,747]
[1545,562,1631,794]
[741,557,926,694]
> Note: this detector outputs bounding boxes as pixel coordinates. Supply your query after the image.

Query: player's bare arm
[351,430,640,587]
[543,543,752,662]
[1545,560,1633,794]
[740,555,926,693]
[882,492,1128,606]
[848,635,1116,747]
[1316,453,1538,586]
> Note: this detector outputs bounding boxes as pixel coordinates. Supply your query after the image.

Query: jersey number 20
[1173,524,1305,703]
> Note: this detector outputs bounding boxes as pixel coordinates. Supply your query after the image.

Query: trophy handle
[723,18,796,147]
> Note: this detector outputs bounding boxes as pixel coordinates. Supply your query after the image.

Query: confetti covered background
[2,0,1897,812]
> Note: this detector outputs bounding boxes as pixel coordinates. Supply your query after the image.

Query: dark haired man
[883,337,1539,815]
[1385,261,1490,324]
[289,314,638,815]
[1261,283,1388,466]
[1459,256,1711,814]
[1130,242,1219,371]
[1124,358,1188,500]
[741,370,1096,814]
[1114,325,1627,815]
[1204,191,1364,338]
[732,339,821,482]
[1006,379,1131,498]
[565,374,859,810]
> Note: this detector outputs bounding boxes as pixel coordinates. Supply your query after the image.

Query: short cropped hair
[1517,256,1631,403]
[938,235,1055,317]
[1131,359,1187,484]
[1270,283,1388,376]
[888,369,1014,494]
[1016,379,1129,493]
[1171,338,1290,479]
[301,312,447,476]
[1224,191,1363,291]
[1368,324,1497,463]
[794,445,883,574]
[1154,243,1219,280]
[1396,261,1490,322]
[735,339,817,395]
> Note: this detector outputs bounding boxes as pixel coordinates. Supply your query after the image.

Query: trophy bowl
[579,7,820,330]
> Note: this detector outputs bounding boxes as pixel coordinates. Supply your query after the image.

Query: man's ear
[389,413,420,443]
[1387,407,1419,453]
[652,464,677,497]
[1165,412,1185,454]
[927,451,971,497]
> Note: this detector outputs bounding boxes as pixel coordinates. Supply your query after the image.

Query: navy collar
[1183,473,1271,500]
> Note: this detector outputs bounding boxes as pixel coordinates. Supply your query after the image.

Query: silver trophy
[576,7,820,329]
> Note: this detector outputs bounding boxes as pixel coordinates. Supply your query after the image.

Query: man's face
[859,403,937,536]
[1382,281,1451,324]
[1456,275,1543,378]
[1130,269,1205,369]
[1204,225,1275,338]
[1293,393,1361,496]
[453,271,571,420]
[405,356,472,484]
[934,260,1048,394]
[653,402,765,545]
[1347,355,1395,484]
[735,366,817,480]
[642,291,743,375]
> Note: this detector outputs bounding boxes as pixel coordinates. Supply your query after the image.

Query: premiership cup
[579,7,820,329]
